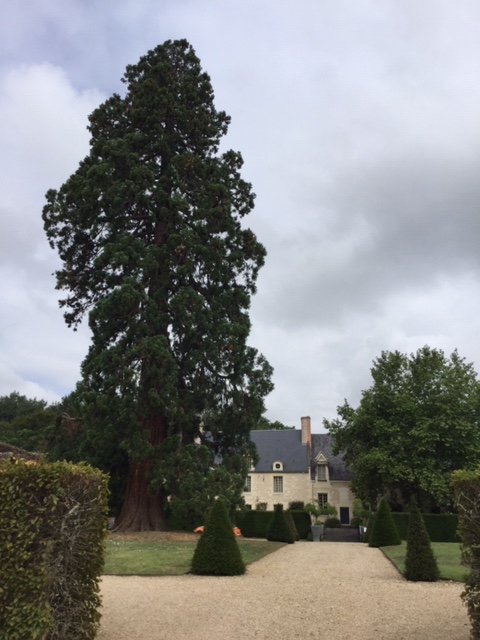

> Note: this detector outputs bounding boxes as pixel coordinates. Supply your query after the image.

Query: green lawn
[381,542,467,582]
[103,536,285,576]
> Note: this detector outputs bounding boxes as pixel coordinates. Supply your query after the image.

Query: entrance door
[339,507,350,525]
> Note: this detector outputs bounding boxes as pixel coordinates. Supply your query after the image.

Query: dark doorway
[340,507,350,525]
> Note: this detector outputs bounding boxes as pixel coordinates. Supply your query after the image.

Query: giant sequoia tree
[43,40,272,531]
[325,346,480,511]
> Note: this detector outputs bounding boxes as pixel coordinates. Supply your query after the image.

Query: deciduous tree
[0,392,47,423]
[43,40,272,531]
[325,346,480,511]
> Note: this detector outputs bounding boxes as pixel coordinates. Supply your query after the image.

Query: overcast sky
[1,1,480,432]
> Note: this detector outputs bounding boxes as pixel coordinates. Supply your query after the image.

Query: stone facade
[245,471,311,510]
[243,417,356,523]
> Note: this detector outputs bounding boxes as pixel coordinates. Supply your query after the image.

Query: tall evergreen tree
[43,40,273,531]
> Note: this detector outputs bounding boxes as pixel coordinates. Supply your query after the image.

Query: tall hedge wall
[391,512,459,542]
[237,510,311,539]
[453,469,480,639]
[0,458,109,640]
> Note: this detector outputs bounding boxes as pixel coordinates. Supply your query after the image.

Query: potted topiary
[353,498,371,541]
[305,502,338,541]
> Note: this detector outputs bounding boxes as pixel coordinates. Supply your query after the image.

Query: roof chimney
[301,416,311,446]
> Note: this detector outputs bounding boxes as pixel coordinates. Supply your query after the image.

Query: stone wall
[244,472,311,510]
[243,473,356,521]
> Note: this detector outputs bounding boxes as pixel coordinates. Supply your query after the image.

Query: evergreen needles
[266,504,295,543]
[405,498,439,582]
[368,499,401,547]
[190,499,245,576]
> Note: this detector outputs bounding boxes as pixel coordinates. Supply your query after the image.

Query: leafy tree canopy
[0,392,48,422]
[253,416,295,430]
[42,39,273,531]
[324,346,480,511]
[0,392,55,454]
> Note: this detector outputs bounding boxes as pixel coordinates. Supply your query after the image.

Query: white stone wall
[244,472,311,510]
[243,473,356,520]
[310,480,356,522]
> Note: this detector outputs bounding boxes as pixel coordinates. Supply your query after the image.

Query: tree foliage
[0,392,55,454]
[42,39,272,531]
[253,417,294,430]
[325,346,480,511]
[0,392,48,423]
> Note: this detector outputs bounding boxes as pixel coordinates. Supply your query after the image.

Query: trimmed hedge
[238,509,311,539]
[405,499,439,582]
[453,469,480,639]
[363,514,375,544]
[369,499,401,547]
[0,458,109,640]
[391,512,459,542]
[324,517,341,528]
[191,498,245,576]
[288,501,305,510]
[266,504,295,543]
[290,510,311,539]
[238,510,273,538]
[285,509,299,541]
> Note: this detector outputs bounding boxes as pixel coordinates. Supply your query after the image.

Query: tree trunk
[112,458,167,532]
[113,412,169,532]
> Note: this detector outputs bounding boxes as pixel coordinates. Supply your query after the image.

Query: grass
[381,542,467,582]
[103,535,285,576]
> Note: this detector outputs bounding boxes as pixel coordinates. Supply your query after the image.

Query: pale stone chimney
[301,416,311,446]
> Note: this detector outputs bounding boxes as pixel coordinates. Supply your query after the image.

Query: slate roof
[248,430,353,481]
[249,429,310,473]
[311,433,354,481]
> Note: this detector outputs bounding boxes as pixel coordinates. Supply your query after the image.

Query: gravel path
[97,541,470,640]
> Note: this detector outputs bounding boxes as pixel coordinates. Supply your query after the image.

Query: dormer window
[315,452,329,482]
[273,461,283,471]
[317,464,327,481]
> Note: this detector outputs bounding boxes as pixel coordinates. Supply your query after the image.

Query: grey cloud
[2,0,480,427]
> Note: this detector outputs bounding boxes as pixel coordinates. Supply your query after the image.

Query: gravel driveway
[97,541,470,640]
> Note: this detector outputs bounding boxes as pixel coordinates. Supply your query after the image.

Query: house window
[317,464,327,481]
[273,476,283,493]
[244,476,251,492]
[318,493,328,508]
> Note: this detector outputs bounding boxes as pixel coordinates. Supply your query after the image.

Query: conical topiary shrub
[363,513,375,544]
[368,499,401,547]
[190,498,245,575]
[285,509,300,541]
[405,498,439,582]
[266,504,295,543]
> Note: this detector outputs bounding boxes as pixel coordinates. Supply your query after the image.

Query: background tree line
[0,390,291,519]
